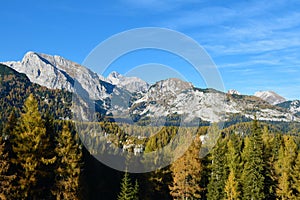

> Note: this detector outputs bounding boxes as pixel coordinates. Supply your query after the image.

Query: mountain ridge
[2,51,299,123]
[254,90,286,105]
[106,71,149,93]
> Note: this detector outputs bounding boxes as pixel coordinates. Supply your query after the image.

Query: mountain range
[2,51,300,124]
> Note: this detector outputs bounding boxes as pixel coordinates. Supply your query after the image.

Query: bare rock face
[2,52,299,123]
[254,91,286,105]
[107,71,149,93]
[228,89,240,95]
[276,100,300,116]
[3,51,112,100]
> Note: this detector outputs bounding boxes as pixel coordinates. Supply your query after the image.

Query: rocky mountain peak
[22,51,38,62]
[228,89,240,95]
[151,78,193,94]
[108,71,121,79]
[2,51,111,100]
[254,90,286,105]
[106,71,149,93]
[2,52,300,123]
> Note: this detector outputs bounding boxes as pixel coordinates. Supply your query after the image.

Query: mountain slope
[0,63,72,127]
[254,91,286,105]
[128,78,298,123]
[276,100,300,116]
[106,71,149,93]
[3,51,112,100]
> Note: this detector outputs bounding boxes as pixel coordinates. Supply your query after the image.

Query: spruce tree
[241,119,266,200]
[12,94,56,199]
[133,179,139,200]
[118,172,139,200]
[207,137,228,200]
[169,137,203,199]
[261,126,277,200]
[52,124,82,200]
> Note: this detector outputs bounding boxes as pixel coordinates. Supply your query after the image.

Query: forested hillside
[0,64,72,128]
[1,64,300,199]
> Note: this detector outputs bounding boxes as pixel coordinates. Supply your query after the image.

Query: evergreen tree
[2,110,17,140]
[169,136,203,199]
[12,94,56,199]
[133,179,139,200]
[224,136,241,200]
[144,167,172,200]
[0,111,17,199]
[225,171,239,200]
[291,152,300,198]
[0,136,15,200]
[52,124,82,200]
[261,127,277,200]
[275,135,297,199]
[207,137,228,200]
[118,172,139,200]
[241,119,266,200]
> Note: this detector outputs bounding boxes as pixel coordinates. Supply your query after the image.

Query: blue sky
[1,0,300,99]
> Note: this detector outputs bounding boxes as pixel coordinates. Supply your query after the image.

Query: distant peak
[228,89,240,95]
[153,78,193,91]
[158,78,190,85]
[108,71,121,78]
[22,51,40,62]
[24,51,36,55]
[254,90,286,105]
[255,90,275,94]
[23,51,38,57]
[23,51,64,61]
[254,90,282,98]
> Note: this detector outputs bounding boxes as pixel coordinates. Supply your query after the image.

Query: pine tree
[118,172,139,200]
[12,94,56,199]
[241,119,266,200]
[275,135,297,199]
[0,136,15,200]
[52,124,82,200]
[169,137,203,199]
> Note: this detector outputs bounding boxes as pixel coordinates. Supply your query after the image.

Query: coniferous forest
[1,64,300,199]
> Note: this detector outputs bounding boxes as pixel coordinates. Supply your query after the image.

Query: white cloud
[226,38,300,54]
[219,59,281,68]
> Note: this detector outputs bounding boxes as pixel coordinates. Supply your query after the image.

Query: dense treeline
[1,94,300,199]
[0,64,72,131]
[0,94,82,199]
[1,64,300,199]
